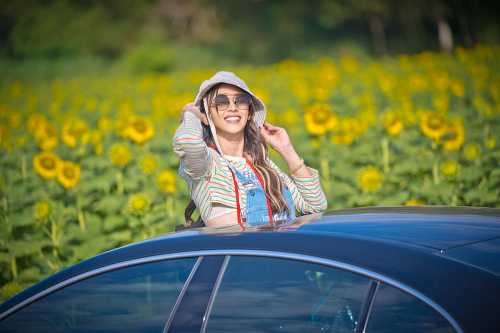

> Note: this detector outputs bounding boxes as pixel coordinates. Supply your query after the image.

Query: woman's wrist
[280,145,304,173]
[289,158,305,175]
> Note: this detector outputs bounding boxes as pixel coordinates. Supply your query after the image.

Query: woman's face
[208,84,251,136]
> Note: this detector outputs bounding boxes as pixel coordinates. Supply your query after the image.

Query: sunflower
[140,154,158,175]
[357,166,383,193]
[62,118,90,148]
[97,115,113,132]
[485,136,496,149]
[157,170,177,193]
[125,116,155,144]
[34,200,52,222]
[331,117,359,145]
[409,74,428,92]
[441,120,465,151]
[420,112,447,141]
[27,113,48,135]
[463,143,481,161]
[432,94,449,112]
[450,80,465,97]
[405,199,425,206]
[109,143,132,167]
[383,111,403,136]
[94,143,104,156]
[304,104,337,136]
[33,152,60,179]
[127,193,151,216]
[57,160,81,189]
[440,160,458,177]
[34,122,58,151]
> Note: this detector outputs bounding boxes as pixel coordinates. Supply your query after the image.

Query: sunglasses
[212,93,252,112]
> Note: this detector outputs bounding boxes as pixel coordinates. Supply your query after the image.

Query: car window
[204,256,372,333]
[0,257,196,333]
[366,283,455,333]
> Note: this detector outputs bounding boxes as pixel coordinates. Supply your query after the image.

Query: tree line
[0,0,498,63]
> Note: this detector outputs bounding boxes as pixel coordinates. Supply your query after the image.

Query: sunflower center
[63,166,75,179]
[388,118,399,127]
[313,111,329,124]
[41,157,55,169]
[428,117,444,129]
[132,120,147,133]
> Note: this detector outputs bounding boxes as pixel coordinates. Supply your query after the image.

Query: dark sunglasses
[212,93,252,111]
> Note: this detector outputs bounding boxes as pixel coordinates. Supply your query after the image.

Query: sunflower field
[0,44,499,301]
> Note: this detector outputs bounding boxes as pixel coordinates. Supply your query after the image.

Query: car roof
[299,206,500,250]
[142,205,500,253]
[2,206,500,332]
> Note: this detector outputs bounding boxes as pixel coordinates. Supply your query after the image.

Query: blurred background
[1,0,500,75]
[0,0,499,301]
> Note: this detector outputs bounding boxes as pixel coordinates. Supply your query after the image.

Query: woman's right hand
[181,102,208,126]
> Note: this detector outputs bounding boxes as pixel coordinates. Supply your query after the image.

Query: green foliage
[118,41,175,74]
[7,1,139,58]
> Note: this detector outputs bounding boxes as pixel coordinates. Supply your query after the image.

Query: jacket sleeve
[268,159,328,214]
[172,111,213,180]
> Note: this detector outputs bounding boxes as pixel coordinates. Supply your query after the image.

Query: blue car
[0,206,499,333]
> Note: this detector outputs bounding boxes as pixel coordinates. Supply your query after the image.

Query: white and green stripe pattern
[173,111,327,223]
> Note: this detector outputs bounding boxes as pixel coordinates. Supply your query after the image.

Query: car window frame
[0,253,204,323]
[1,250,463,333]
[164,250,462,333]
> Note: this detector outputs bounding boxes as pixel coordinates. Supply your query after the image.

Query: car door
[188,252,459,333]
[199,254,373,333]
[0,256,201,333]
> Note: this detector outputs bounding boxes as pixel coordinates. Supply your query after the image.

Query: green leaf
[18,267,41,282]
[392,160,419,176]
[109,230,133,243]
[123,177,141,192]
[0,252,13,263]
[94,196,124,215]
[490,169,500,185]
[78,175,113,195]
[460,167,484,183]
[10,240,44,258]
[330,181,356,197]
[81,156,109,172]
[70,237,110,261]
[464,188,499,205]
[9,208,35,227]
[103,215,127,232]
[378,192,410,206]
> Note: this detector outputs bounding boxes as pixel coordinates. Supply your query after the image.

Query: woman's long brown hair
[184,84,289,226]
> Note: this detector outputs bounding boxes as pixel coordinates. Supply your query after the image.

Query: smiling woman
[173,71,327,228]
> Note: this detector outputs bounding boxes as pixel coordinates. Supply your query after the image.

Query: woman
[173,71,327,228]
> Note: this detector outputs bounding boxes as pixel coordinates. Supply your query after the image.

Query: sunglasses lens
[214,95,230,110]
[235,95,251,108]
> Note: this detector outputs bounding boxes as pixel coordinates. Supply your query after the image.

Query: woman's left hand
[260,122,293,154]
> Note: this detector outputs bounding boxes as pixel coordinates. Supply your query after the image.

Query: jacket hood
[193,71,267,157]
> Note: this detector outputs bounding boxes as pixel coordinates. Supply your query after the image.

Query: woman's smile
[224,115,242,123]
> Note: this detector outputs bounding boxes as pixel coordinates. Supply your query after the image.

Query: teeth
[225,116,240,121]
